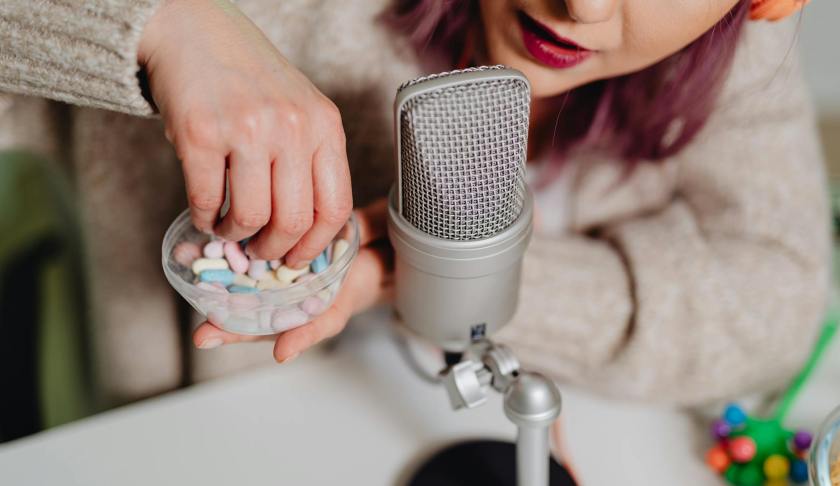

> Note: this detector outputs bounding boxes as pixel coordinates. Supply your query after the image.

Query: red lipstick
[517,11,592,69]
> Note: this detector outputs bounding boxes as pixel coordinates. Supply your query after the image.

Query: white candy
[332,239,350,260]
[203,240,225,259]
[269,259,281,270]
[207,308,229,326]
[192,258,229,274]
[233,274,257,288]
[248,259,269,280]
[275,265,310,284]
[258,310,274,331]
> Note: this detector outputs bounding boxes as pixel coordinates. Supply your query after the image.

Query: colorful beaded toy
[706,316,838,485]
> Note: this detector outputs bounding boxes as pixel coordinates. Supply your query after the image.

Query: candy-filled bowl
[162,209,359,336]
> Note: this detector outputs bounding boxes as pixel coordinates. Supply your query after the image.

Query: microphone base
[407,440,576,486]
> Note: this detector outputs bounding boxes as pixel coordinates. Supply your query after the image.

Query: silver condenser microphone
[387,66,533,351]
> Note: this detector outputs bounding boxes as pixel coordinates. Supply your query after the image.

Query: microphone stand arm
[441,340,562,486]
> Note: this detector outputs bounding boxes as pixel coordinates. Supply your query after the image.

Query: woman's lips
[517,11,592,69]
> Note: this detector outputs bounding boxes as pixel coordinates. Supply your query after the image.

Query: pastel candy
[248,259,269,280]
[269,259,281,270]
[310,250,329,273]
[276,265,310,284]
[199,269,235,286]
[301,295,327,315]
[233,274,257,288]
[207,308,229,326]
[332,239,350,260]
[196,281,228,293]
[271,308,309,331]
[203,240,224,259]
[229,285,258,294]
[257,277,288,290]
[258,310,273,330]
[173,241,202,267]
[192,258,229,274]
[229,293,259,310]
[224,241,249,274]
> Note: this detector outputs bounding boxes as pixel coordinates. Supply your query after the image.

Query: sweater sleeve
[0,0,161,115]
[496,20,831,405]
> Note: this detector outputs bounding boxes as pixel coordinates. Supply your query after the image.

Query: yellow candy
[233,274,257,288]
[764,480,787,486]
[763,454,789,480]
[332,239,350,260]
[256,277,288,290]
[191,258,229,274]
[275,265,310,284]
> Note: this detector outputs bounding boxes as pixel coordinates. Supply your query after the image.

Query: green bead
[738,463,764,486]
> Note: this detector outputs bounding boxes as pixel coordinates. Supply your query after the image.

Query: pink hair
[383,0,751,170]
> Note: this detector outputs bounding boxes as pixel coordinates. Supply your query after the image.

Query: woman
[0,0,827,406]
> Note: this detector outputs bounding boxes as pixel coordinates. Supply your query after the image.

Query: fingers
[246,145,314,261]
[283,141,353,269]
[182,148,226,233]
[214,148,272,241]
[192,321,274,349]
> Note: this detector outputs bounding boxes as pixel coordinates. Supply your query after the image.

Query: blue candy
[199,269,235,286]
[723,403,747,427]
[310,249,329,273]
[789,459,808,483]
[228,285,258,294]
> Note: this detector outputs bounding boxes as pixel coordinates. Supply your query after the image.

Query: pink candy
[272,308,309,331]
[173,241,202,267]
[223,241,249,274]
[301,295,327,316]
[203,240,224,259]
[196,281,228,294]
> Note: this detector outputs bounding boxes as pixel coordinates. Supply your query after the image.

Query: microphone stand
[440,339,563,486]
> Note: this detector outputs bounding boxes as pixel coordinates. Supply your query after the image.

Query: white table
[1,308,838,485]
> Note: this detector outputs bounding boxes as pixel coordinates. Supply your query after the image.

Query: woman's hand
[191,199,392,361]
[139,0,351,268]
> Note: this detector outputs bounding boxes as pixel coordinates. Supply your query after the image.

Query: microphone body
[387,66,532,351]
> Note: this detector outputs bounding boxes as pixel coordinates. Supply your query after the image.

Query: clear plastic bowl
[162,209,359,335]
[811,404,840,486]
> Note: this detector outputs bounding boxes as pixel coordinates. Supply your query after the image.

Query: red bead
[706,445,731,473]
[728,436,757,463]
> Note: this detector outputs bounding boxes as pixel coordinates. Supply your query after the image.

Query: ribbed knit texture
[0,0,161,115]
[0,0,829,406]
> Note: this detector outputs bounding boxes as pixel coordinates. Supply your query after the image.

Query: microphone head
[395,66,530,241]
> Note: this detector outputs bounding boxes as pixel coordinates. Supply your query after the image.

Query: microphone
[387,66,533,351]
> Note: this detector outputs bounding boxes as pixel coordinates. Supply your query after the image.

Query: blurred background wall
[801,0,840,180]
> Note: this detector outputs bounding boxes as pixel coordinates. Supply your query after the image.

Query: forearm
[0,0,161,115]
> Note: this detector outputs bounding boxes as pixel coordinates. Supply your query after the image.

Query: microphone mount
[440,339,563,486]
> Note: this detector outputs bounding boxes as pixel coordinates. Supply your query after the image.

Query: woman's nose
[563,0,618,23]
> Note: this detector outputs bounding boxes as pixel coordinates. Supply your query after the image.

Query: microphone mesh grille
[398,67,530,241]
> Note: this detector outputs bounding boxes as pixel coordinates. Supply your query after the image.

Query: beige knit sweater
[0,0,830,406]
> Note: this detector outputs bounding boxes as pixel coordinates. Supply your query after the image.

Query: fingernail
[198,338,224,349]
[280,352,300,364]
